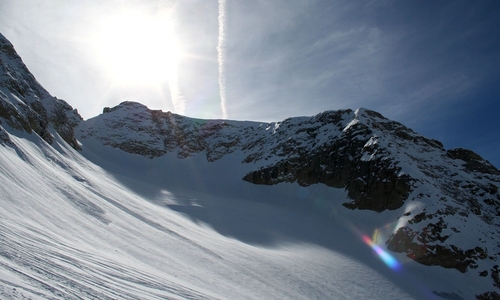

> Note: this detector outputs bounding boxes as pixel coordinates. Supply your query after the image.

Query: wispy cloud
[161,8,186,115]
[217,0,228,119]
[168,75,186,115]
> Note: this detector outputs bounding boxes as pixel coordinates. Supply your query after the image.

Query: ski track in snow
[0,220,212,300]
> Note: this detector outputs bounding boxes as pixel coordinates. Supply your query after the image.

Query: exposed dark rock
[0,89,52,143]
[447,148,500,175]
[242,141,413,212]
[388,226,487,273]
[0,125,12,144]
[80,102,240,159]
[0,33,82,149]
[46,99,82,149]
[476,291,500,300]
[242,110,415,211]
[492,265,500,289]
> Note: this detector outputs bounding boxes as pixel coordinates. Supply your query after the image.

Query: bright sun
[94,9,180,86]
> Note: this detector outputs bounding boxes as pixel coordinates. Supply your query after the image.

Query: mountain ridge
[1,32,500,298]
[77,100,500,298]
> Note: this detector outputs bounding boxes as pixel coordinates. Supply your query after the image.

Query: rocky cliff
[0,33,81,149]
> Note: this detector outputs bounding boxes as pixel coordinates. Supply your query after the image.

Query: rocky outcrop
[241,110,416,211]
[384,155,500,299]
[0,33,81,149]
[387,220,488,273]
[447,148,500,175]
[81,101,245,158]
[239,108,449,212]
[0,125,12,144]
[0,89,52,143]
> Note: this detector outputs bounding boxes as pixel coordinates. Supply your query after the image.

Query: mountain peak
[103,101,155,114]
[354,107,386,118]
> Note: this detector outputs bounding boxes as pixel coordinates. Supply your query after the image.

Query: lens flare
[362,235,401,271]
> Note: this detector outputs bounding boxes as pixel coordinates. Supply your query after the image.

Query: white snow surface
[0,122,482,300]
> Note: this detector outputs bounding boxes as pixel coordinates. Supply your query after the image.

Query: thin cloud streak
[217,0,228,119]
[168,76,185,114]
[164,13,186,115]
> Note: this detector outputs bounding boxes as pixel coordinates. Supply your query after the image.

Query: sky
[0,0,499,167]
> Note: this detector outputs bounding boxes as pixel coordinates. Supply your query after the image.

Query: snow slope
[79,101,500,298]
[0,121,481,299]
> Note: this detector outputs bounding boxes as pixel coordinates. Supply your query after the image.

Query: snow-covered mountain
[1,32,499,299]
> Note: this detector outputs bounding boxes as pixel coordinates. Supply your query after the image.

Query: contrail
[217,0,228,119]
[159,6,186,115]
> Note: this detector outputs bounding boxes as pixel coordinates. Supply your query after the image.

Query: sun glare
[94,9,180,86]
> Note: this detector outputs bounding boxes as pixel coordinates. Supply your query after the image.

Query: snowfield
[0,124,477,299]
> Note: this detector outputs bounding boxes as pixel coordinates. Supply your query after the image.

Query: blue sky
[0,0,499,167]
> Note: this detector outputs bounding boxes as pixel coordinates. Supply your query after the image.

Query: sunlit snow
[0,124,478,299]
